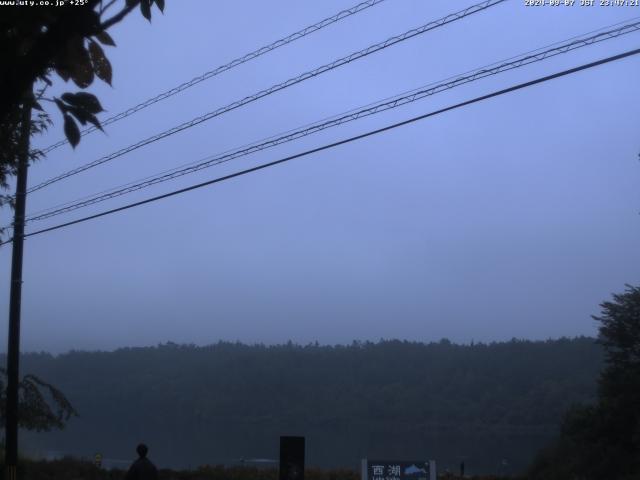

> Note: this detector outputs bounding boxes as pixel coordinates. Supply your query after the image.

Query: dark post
[279,436,305,480]
[5,100,32,480]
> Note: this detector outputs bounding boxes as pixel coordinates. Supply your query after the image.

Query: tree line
[6,336,602,475]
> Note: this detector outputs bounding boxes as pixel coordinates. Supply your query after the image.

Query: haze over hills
[13,337,602,475]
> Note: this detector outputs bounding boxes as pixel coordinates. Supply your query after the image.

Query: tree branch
[100,0,119,16]
[100,3,137,31]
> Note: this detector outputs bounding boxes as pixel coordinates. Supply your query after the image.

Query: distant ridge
[16,337,602,475]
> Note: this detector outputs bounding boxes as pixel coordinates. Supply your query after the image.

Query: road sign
[94,453,102,468]
[361,459,436,480]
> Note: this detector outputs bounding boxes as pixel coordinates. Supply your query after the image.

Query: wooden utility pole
[5,98,32,480]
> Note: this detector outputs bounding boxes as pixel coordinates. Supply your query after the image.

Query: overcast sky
[1,0,639,353]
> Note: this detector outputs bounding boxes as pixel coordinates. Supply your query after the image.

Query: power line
[22,19,640,224]
[24,15,640,221]
[27,0,506,195]
[39,0,389,154]
[3,47,636,246]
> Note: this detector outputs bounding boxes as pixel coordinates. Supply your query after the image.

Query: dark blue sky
[1,0,639,353]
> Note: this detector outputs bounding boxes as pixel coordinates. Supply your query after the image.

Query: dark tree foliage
[14,338,602,474]
[529,285,640,480]
[0,0,164,434]
[0,0,164,208]
[0,368,77,432]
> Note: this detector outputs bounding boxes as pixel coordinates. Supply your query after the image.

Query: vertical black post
[279,436,305,480]
[5,100,32,480]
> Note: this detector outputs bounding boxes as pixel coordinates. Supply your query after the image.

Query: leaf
[67,107,103,132]
[95,30,116,47]
[60,92,75,105]
[155,0,165,12]
[126,0,140,6]
[66,37,94,88]
[88,40,112,86]
[54,98,67,113]
[68,106,89,126]
[86,113,104,132]
[55,67,71,82]
[62,92,104,114]
[63,114,80,148]
[32,101,44,112]
[75,92,104,113]
[85,9,101,31]
[140,0,151,21]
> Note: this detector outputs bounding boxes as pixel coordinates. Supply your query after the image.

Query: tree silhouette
[529,285,640,480]
[0,0,165,209]
[0,0,164,447]
[0,368,77,432]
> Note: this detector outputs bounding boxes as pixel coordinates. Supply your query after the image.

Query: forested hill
[15,338,601,475]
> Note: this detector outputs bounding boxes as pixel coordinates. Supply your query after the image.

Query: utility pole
[5,98,32,480]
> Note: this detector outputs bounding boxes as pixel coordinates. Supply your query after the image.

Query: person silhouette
[125,443,158,480]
